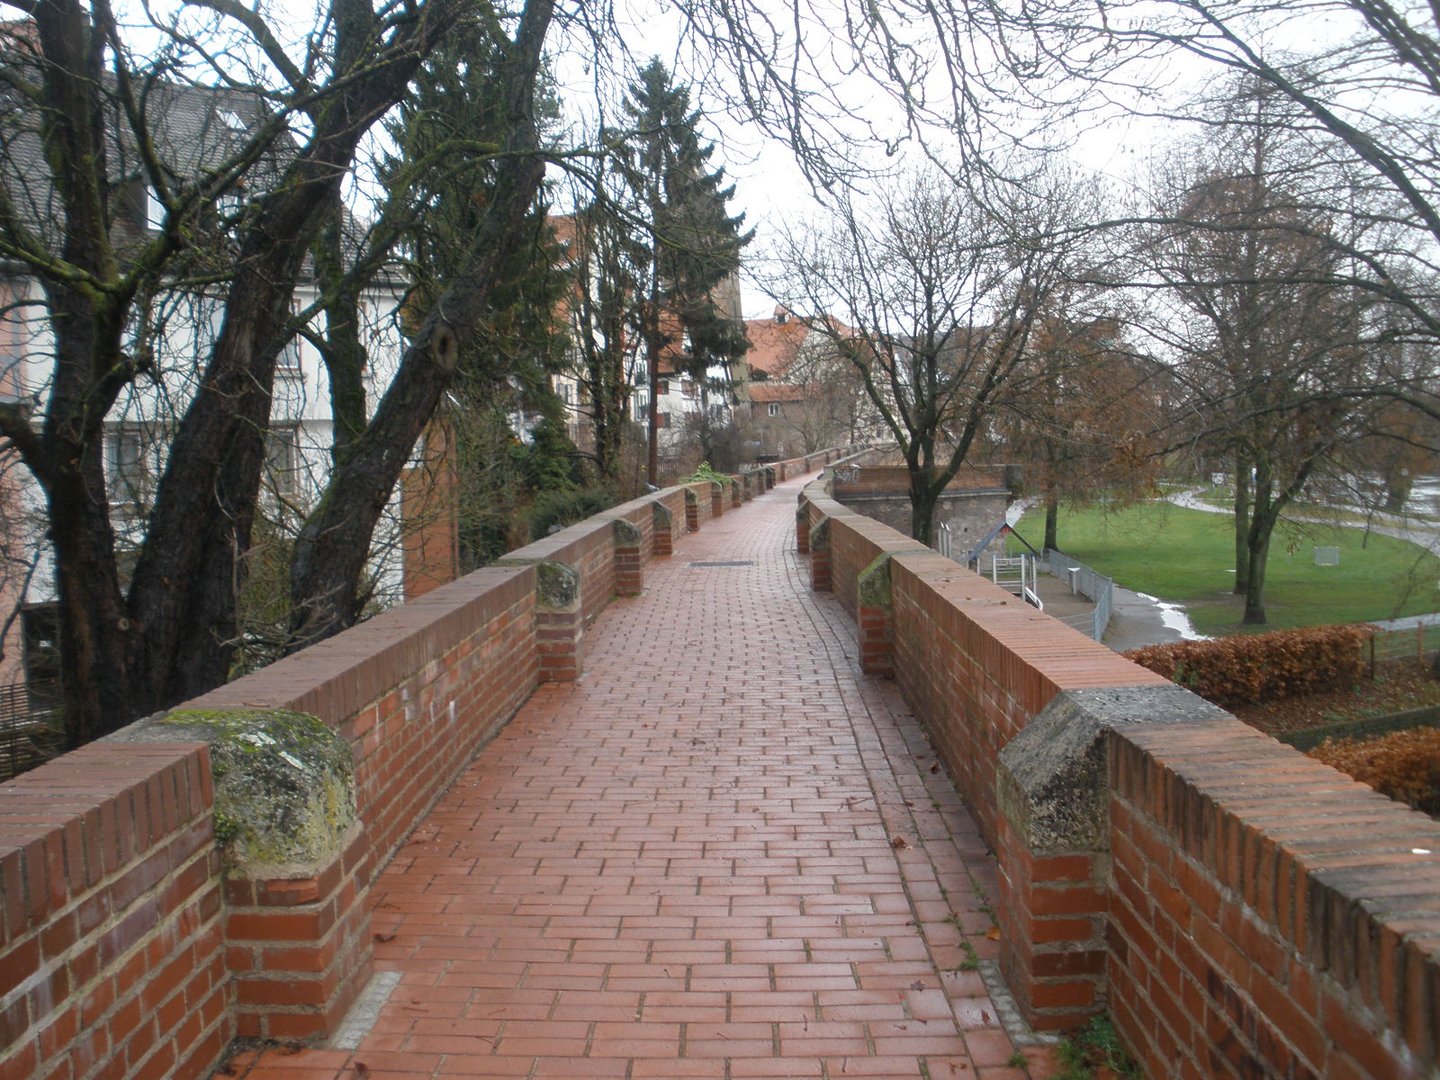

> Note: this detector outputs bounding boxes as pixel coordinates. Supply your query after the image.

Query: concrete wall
[800,475,1440,1079]
[0,446,859,1080]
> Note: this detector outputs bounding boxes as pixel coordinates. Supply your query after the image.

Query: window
[0,284,24,403]
[217,190,244,224]
[265,425,302,497]
[277,328,303,375]
[217,108,247,135]
[105,427,146,503]
[656,378,669,397]
[144,185,165,231]
[768,403,781,417]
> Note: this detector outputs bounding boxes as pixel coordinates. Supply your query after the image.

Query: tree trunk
[909,466,937,547]
[1383,468,1411,514]
[1242,468,1277,626]
[287,0,555,650]
[9,0,472,744]
[125,5,463,717]
[647,347,660,487]
[130,201,326,707]
[47,447,143,749]
[1043,477,1059,551]
[314,208,370,463]
[1233,455,1251,594]
[1242,521,1271,625]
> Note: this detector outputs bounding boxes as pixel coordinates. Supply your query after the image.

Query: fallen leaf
[909,980,926,990]
[373,931,397,943]
[354,1063,371,1079]
[891,836,908,849]
[985,926,1001,941]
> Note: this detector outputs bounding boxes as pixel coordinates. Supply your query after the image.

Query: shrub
[525,485,617,542]
[1310,727,1440,816]
[683,461,732,487]
[1124,624,1372,707]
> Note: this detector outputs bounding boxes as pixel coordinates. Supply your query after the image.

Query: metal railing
[936,521,955,562]
[1042,549,1114,642]
[990,554,1043,610]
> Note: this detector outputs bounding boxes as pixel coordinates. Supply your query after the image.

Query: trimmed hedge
[1311,727,1440,816]
[1124,624,1373,707]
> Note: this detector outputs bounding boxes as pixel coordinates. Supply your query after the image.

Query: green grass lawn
[1013,501,1440,636]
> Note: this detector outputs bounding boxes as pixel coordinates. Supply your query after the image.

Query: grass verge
[1013,501,1440,636]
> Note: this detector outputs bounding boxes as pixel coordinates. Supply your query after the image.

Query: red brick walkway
[224,475,1057,1079]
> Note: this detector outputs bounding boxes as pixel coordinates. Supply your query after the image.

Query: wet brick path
[224,475,1057,1080]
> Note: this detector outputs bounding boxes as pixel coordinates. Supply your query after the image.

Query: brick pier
[224,476,1056,1079]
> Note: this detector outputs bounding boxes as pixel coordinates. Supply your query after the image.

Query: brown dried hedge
[1123,624,1372,707]
[1310,727,1440,817]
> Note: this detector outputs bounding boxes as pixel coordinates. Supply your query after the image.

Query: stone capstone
[495,557,582,610]
[612,518,642,547]
[118,707,356,874]
[996,685,1230,853]
[535,561,580,609]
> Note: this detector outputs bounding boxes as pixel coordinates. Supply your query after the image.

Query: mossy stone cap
[161,707,357,871]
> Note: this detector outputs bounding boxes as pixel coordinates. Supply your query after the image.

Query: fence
[1368,617,1440,665]
[0,678,63,781]
[1041,548,1114,642]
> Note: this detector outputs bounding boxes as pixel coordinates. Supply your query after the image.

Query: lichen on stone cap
[160,707,357,873]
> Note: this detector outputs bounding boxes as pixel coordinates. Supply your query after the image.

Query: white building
[0,75,410,691]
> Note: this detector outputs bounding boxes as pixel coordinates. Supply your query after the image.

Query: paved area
[224,474,1058,1080]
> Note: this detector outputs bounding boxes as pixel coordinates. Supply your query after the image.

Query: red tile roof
[749,382,815,403]
[743,310,809,379]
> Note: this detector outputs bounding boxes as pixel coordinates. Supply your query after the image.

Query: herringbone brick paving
[223,474,1059,1079]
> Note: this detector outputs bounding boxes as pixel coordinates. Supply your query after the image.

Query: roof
[749,382,815,403]
[0,22,294,250]
[743,309,809,379]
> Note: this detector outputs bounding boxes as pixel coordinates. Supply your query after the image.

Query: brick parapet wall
[798,475,1440,1076]
[1108,717,1440,1080]
[0,447,853,1080]
[831,463,1010,499]
[888,551,1165,853]
[187,564,542,864]
[0,743,228,1080]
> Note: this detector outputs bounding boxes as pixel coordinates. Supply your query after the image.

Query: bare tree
[1142,82,1377,624]
[0,0,556,746]
[994,297,1164,552]
[771,162,1088,544]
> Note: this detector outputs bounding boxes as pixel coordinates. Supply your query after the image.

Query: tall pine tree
[613,59,751,484]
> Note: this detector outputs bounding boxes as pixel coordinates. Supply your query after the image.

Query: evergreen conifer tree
[613,59,752,484]
[381,17,576,570]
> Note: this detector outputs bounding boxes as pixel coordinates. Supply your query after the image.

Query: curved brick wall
[799,472,1440,1079]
